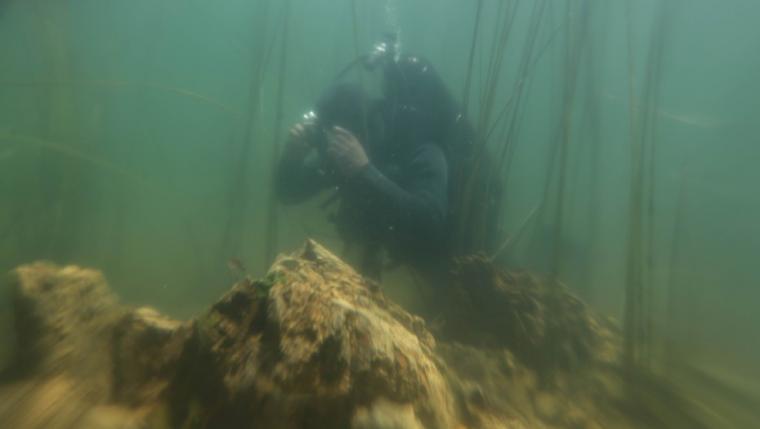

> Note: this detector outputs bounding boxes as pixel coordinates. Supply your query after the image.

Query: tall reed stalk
[539,1,592,279]
[462,0,483,118]
[622,0,673,373]
[665,174,687,368]
[264,0,291,266]
[132,1,214,286]
[0,80,240,115]
[456,0,540,254]
[622,0,645,375]
[643,1,672,365]
[27,4,83,260]
[219,0,274,264]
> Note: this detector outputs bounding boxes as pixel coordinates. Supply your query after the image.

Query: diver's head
[314,82,371,141]
[384,55,440,105]
[311,42,472,154]
[364,33,401,71]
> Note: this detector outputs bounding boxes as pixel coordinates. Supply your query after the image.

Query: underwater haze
[1,0,759,427]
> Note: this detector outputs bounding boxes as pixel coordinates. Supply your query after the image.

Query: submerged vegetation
[1,0,759,427]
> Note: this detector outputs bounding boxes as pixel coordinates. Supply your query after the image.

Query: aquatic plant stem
[350,0,362,61]
[455,1,519,254]
[665,173,687,367]
[264,0,291,266]
[623,0,647,376]
[0,131,154,189]
[219,0,275,264]
[462,0,483,117]
[489,204,541,262]
[0,80,240,116]
[547,0,592,279]
[622,0,675,373]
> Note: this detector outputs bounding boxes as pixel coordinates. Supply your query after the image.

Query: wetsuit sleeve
[353,144,448,242]
[275,151,332,204]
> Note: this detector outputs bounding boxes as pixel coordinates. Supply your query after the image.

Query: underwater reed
[622,0,674,372]
[264,0,292,266]
[219,0,275,265]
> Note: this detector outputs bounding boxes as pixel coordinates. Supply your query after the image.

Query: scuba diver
[275,36,497,281]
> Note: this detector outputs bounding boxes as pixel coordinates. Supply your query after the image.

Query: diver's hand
[326,126,369,177]
[283,122,315,161]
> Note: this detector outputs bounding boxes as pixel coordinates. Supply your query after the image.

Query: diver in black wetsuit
[275,44,475,280]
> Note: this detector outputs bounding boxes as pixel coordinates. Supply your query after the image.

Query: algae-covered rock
[0,263,156,429]
[0,242,458,429]
[169,240,456,428]
[9,262,121,377]
[111,307,189,405]
[439,254,619,372]
[0,242,636,429]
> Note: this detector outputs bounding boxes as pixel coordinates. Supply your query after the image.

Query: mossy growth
[254,271,286,299]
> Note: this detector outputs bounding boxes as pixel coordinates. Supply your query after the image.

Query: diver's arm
[353,144,448,240]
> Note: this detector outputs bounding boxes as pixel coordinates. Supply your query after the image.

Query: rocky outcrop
[437,254,619,372]
[0,241,629,429]
[0,242,459,429]
[0,263,157,429]
[170,240,457,428]
[9,263,121,378]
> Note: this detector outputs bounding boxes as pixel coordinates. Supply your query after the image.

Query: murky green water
[1,0,759,427]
